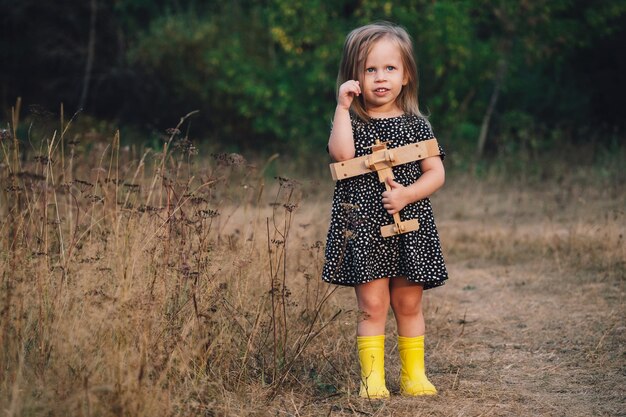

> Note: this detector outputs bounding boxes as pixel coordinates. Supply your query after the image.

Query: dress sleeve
[413,117,445,160]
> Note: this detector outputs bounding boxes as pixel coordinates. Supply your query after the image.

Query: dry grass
[0,116,624,416]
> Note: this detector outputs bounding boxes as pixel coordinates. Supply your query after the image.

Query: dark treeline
[1,0,625,159]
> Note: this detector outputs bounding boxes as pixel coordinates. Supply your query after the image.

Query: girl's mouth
[375,88,389,92]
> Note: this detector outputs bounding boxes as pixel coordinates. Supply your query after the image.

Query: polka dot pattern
[322,114,448,290]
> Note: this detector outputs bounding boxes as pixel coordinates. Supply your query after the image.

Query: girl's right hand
[337,80,361,110]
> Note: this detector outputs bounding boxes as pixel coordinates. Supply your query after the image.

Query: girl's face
[361,37,408,117]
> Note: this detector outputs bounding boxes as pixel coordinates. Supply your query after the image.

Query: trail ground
[1,161,623,417]
[293,176,625,416]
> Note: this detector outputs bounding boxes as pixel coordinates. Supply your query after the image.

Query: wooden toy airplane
[329,138,441,238]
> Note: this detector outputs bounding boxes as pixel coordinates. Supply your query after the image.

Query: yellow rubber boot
[357,335,390,399]
[398,335,437,396]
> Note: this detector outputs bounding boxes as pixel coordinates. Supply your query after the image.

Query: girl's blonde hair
[338,22,423,121]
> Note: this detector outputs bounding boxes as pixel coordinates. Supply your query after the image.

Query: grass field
[0,126,624,416]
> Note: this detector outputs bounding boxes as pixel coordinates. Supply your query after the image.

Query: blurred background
[1,0,625,170]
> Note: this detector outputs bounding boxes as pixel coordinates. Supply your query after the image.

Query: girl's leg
[390,277,424,337]
[354,278,391,336]
[390,277,437,395]
[354,278,391,398]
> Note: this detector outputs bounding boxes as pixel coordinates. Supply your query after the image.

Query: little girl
[322,22,448,398]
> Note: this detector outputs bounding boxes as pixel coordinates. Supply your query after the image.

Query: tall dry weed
[0,107,345,416]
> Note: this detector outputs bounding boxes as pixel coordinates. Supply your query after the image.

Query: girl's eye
[366,68,375,73]
[386,66,396,71]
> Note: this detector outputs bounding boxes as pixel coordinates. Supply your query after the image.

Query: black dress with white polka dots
[322,113,448,290]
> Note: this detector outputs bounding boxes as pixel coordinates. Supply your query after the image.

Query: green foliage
[124,1,343,152]
[1,0,625,158]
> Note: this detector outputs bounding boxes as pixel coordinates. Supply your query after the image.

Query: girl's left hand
[381,177,410,215]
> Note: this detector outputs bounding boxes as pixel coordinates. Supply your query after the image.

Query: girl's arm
[381,156,445,215]
[328,80,361,161]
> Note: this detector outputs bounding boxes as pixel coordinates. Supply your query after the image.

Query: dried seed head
[138,204,163,213]
[212,152,246,166]
[172,137,198,155]
[123,183,140,193]
[74,179,94,188]
[0,129,11,142]
[73,179,94,194]
[15,171,45,181]
[283,203,298,212]
[85,194,105,203]
[189,196,208,205]
[275,176,300,189]
[197,209,219,219]
[34,155,53,165]
[310,241,323,249]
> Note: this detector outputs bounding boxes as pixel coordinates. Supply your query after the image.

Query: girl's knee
[358,296,389,319]
[391,297,421,317]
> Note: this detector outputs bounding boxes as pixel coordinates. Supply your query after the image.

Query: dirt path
[425,257,624,416]
[307,180,625,416]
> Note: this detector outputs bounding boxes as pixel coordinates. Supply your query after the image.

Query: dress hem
[321,274,448,290]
